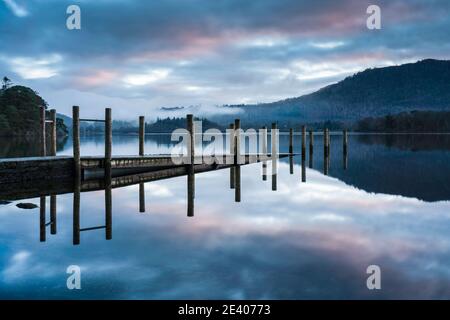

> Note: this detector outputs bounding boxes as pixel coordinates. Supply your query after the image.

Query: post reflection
[30,134,351,245]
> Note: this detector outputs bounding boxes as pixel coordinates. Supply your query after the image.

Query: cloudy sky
[1,0,449,119]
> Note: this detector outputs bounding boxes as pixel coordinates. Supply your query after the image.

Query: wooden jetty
[0,106,351,244]
[0,106,349,202]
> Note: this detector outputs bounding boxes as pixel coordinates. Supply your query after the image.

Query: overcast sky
[1,0,449,120]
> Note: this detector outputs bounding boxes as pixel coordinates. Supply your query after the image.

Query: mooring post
[50,109,57,156]
[105,183,112,240]
[289,128,294,174]
[73,180,80,245]
[139,182,145,213]
[229,123,235,189]
[39,106,46,156]
[271,122,278,191]
[72,106,81,181]
[50,194,57,235]
[327,128,331,157]
[72,106,81,245]
[301,126,306,181]
[301,126,306,159]
[105,108,112,239]
[40,196,46,242]
[309,129,314,168]
[289,128,293,154]
[187,114,195,217]
[234,119,241,202]
[324,128,329,175]
[105,108,112,178]
[138,116,146,213]
[261,126,268,181]
[234,119,241,164]
[139,116,145,156]
[49,109,58,227]
[343,129,348,170]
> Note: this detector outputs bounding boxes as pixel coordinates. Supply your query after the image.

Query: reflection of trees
[357,134,450,151]
[0,135,69,158]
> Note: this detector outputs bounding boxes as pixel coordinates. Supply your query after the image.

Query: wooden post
[139,182,145,213]
[301,126,306,159]
[187,114,195,217]
[72,106,81,181]
[50,195,57,234]
[229,123,235,189]
[40,196,46,242]
[343,129,348,170]
[289,154,294,175]
[105,108,112,179]
[234,119,241,202]
[105,183,112,240]
[301,126,306,181]
[289,128,293,154]
[50,109,57,156]
[73,181,80,245]
[139,116,145,156]
[261,126,268,181]
[289,128,294,174]
[309,130,314,168]
[105,108,112,239]
[327,129,331,157]
[324,128,329,175]
[343,129,348,154]
[50,109,57,236]
[271,122,277,191]
[39,106,46,156]
[234,119,241,164]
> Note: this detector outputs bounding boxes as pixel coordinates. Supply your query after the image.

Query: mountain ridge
[210,59,450,126]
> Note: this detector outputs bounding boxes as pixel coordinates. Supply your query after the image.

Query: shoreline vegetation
[0,81,68,138]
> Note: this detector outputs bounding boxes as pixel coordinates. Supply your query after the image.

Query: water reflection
[1,160,450,299]
[1,133,450,299]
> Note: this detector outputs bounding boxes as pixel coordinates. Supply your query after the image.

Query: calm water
[1,133,450,299]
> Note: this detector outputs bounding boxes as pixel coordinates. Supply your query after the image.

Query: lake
[1,133,450,299]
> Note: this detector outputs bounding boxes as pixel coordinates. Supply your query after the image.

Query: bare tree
[1,77,12,90]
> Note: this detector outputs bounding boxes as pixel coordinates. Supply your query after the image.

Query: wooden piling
[327,129,331,157]
[309,130,314,168]
[72,106,81,181]
[343,129,348,154]
[139,116,145,156]
[234,119,241,164]
[234,119,241,202]
[230,123,235,189]
[289,128,293,154]
[39,106,46,156]
[271,122,277,191]
[105,108,113,238]
[40,196,46,242]
[324,128,329,175]
[261,126,268,181]
[105,184,112,240]
[73,179,80,245]
[289,154,294,175]
[343,129,348,170]
[50,195,57,234]
[301,126,306,159]
[139,182,145,213]
[105,108,112,179]
[187,114,195,217]
[50,109,57,156]
[289,128,294,174]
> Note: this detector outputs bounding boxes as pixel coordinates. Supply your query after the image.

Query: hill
[212,59,450,126]
[0,85,68,137]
